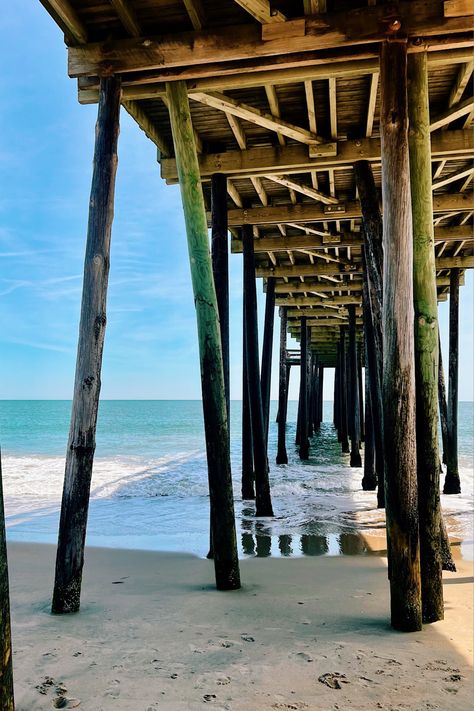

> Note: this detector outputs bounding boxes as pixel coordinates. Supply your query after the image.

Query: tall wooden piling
[242,224,274,516]
[211,172,230,417]
[0,453,14,710]
[261,278,275,443]
[299,318,310,460]
[444,269,461,494]
[333,356,340,430]
[339,330,350,453]
[276,307,289,464]
[52,77,122,613]
[318,364,324,426]
[408,51,444,623]
[354,162,384,501]
[438,333,449,466]
[242,305,255,499]
[166,81,240,589]
[380,40,422,632]
[358,351,364,443]
[362,370,377,490]
[348,304,362,467]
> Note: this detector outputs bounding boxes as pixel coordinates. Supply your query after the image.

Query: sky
[0,2,472,401]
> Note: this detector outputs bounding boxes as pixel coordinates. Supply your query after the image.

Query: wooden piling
[261,278,275,443]
[242,304,255,499]
[52,77,122,614]
[242,224,274,516]
[333,356,340,431]
[438,333,449,466]
[339,330,350,453]
[380,40,422,632]
[276,307,289,464]
[318,364,324,426]
[299,318,310,460]
[166,81,240,589]
[0,452,14,710]
[444,269,461,494]
[358,351,364,443]
[362,368,377,490]
[408,50,444,623]
[348,304,362,467]
[211,172,230,417]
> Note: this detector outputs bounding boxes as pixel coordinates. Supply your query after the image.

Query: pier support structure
[380,40,422,632]
[444,269,461,494]
[242,224,274,516]
[438,333,449,466]
[338,330,350,453]
[52,77,122,613]
[166,80,240,589]
[242,308,255,499]
[261,278,275,444]
[298,318,310,460]
[0,453,14,710]
[408,50,443,623]
[276,307,289,464]
[348,304,362,467]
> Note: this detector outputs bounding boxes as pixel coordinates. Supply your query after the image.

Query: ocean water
[1,400,472,558]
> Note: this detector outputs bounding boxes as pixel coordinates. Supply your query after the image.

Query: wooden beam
[162,130,473,181]
[430,97,474,131]
[366,72,379,137]
[225,193,474,226]
[257,263,362,278]
[432,166,474,190]
[285,296,362,307]
[444,0,474,16]
[448,59,474,106]
[234,0,286,23]
[122,100,171,157]
[68,4,474,78]
[110,0,141,36]
[265,85,286,147]
[264,174,338,205]
[227,179,243,207]
[40,0,87,44]
[328,77,337,139]
[183,0,206,31]
[275,280,363,293]
[190,91,323,145]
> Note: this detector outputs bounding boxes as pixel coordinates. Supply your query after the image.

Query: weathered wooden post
[444,269,461,494]
[348,304,362,467]
[242,224,274,516]
[333,356,340,431]
[0,452,14,710]
[318,364,324,426]
[354,162,384,500]
[261,278,275,443]
[362,369,377,490]
[211,173,230,417]
[166,81,240,589]
[242,305,255,499]
[438,333,449,466]
[358,351,364,443]
[339,330,349,453]
[408,50,444,623]
[52,77,122,613]
[380,40,422,631]
[308,354,315,439]
[299,318,310,460]
[276,307,289,464]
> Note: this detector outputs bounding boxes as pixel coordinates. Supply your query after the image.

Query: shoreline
[7,541,474,710]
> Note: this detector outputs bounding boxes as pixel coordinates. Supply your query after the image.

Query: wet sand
[7,541,473,711]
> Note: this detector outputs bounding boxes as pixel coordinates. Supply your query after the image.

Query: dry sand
[7,541,473,711]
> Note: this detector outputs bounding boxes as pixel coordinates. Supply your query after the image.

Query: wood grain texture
[298,318,310,460]
[444,269,462,494]
[261,278,275,443]
[380,40,422,632]
[276,307,289,464]
[166,81,240,589]
[52,76,121,614]
[0,451,14,710]
[348,304,362,467]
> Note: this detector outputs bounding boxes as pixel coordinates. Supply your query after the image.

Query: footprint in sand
[216,676,231,685]
[105,679,121,698]
[289,651,314,663]
[318,672,349,690]
[240,634,255,642]
[272,702,309,710]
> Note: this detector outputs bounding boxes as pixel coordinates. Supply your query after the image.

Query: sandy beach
[7,540,473,711]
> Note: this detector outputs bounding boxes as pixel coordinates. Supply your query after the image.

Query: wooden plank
[183,0,206,31]
[68,5,474,77]
[250,176,268,205]
[225,193,474,226]
[444,0,474,16]
[234,0,286,23]
[264,174,338,205]
[52,77,122,614]
[284,296,362,308]
[264,85,285,147]
[328,77,338,139]
[430,97,474,131]
[162,130,473,181]
[432,166,474,190]
[110,0,141,36]
[227,179,243,207]
[380,39,422,632]
[166,81,240,589]
[366,72,379,137]
[257,263,362,278]
[190,91,323,145]
[40,0,87,44]
[448,60,474,106]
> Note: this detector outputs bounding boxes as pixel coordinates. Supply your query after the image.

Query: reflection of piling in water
[256,534,272,557]
[279,535,292,557]
[339,533,366,556]
[241,532,255,556]
[300,534,329,556]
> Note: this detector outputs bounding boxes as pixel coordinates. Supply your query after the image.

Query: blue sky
[0,2,472,401]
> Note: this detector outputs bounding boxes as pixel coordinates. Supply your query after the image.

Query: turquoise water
[1,400,472,557]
